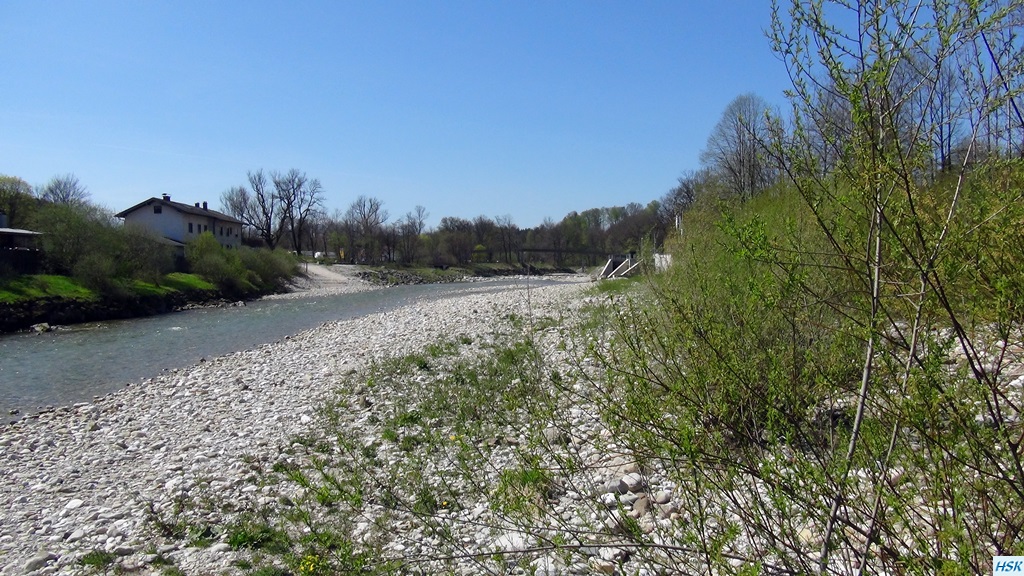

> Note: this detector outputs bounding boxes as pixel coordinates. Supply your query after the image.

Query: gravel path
[0,276,592,575]
[262,263,375,299]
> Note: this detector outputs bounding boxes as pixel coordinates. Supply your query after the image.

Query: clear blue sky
[1,1,792,229]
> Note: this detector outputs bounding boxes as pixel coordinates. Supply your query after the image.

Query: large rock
[23,552,57,573]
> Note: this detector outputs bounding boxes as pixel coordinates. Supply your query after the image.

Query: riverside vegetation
[131,172,1022,574]
[0,231,300,332]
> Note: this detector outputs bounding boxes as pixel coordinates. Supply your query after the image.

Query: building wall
[123,202,188,243]
[184,215,241,249]
[122,201,241,249]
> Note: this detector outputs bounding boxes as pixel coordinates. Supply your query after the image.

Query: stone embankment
[0,275,604,575]
[0,292,215,334]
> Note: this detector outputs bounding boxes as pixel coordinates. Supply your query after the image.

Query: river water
[0,279,556,419]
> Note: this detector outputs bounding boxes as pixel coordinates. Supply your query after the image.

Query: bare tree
[273,169,323,254]
[345,196,389,262]
[700,92,777,200]
[803,82,855,176]
[472,215,497,261]
[220,169,285,249]
[494,214,519,264]
[219,186,249,222]
[305,209,331,254]
[398,206,428,264]
[656,169,707,237]
[438,216,474,264]
[347,195,389,236]
[380,222,400,263]
[39,173,90,206]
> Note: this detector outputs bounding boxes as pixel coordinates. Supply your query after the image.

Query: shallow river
[0,279,553,419]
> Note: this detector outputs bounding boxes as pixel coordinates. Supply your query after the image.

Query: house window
[188,223,193,233]
[219,226,223,236]
[153,205,162,214]
[204,225,208,232]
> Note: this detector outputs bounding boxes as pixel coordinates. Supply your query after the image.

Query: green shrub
[185,232,254,296]
[71,251,121,294]
[238,248,299,291]
[28,203,177,294]
[117,224,176,284]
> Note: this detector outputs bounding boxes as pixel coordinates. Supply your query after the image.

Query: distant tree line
[218,172,697,269]
[203,92,812,268]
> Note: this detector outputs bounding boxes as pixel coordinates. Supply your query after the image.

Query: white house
[115,194,242,250]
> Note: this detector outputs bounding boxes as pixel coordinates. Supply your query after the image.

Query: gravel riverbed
[0,274,599,575]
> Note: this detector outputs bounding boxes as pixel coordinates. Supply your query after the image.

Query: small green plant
[79,549,116,570]
[403,353,431,371]
[399,433,424,452]
[187,524,219,548]
[227,517,290,553]
[492,457,554,517]
[380,427,398,442]
[591,275,643,296]
[425,338,459,358]
[143,497,188,540]
[392,409,423,427]
[413,485,440,515]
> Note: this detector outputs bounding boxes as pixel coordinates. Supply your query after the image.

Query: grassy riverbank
[0,272,215,305]
[0,243,301,333]
[0,272,222,333]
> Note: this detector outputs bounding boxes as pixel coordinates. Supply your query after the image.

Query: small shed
[0,212,43,273]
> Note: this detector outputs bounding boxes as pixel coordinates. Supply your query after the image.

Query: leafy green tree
[29,202,109,276]
[0,174,36,228]
[766,3,1024,570]
[237,247,298,291]
[26,201,172,292]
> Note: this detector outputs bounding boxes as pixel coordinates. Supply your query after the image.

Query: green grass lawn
[0,275,97,304]
[150,273,217,293]
[0,273,216,304]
